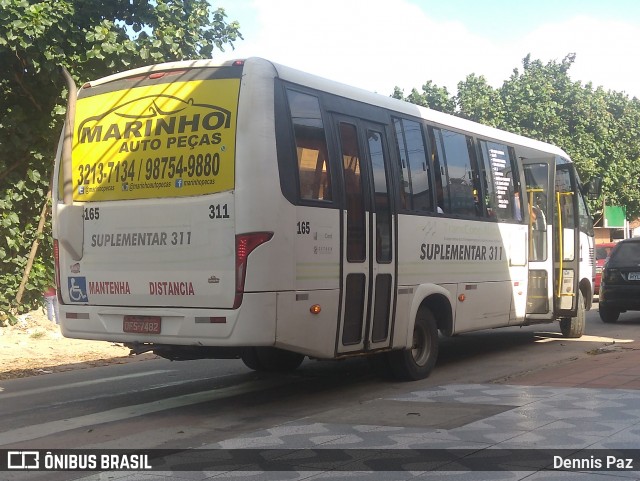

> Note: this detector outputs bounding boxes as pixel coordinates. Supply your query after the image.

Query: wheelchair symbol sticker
[68,277,88,302]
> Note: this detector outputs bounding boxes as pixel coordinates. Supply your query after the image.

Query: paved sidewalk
[509,341,640,390]
[74,341,640,480]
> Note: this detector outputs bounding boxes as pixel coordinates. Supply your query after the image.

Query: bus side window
[367,130,393,262]
[577,188,594,236]
[428,127,447,214]
[340,123,366,262]
[286,89,332,202]
[438,129,483,217]
[523,163,549,262]
[478,140,521,222]
[392,118,410,210]
[392,117,434,213]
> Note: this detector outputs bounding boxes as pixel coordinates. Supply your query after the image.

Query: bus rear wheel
[388,308,439,381]
[559,290,585,338]
[241,347,305,372]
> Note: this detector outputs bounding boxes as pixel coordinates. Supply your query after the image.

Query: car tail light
[603,269,621,284]
[234,232,273,309]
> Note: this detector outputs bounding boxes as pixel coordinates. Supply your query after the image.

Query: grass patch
[29,330,46,339]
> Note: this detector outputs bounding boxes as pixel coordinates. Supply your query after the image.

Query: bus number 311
[209,203,230,219]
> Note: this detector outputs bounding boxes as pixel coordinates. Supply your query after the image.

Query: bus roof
[269,60,570,160]
[80,56,571,161]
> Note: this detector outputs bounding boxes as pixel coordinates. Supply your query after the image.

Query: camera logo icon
[7,451,40,470]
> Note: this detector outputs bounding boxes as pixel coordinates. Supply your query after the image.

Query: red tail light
[234,232,273,309]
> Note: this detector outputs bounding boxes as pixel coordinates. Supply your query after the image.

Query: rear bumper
[58,292,277,347]
[599,285,640,311]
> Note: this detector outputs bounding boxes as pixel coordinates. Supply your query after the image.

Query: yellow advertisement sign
[72,78,239,201]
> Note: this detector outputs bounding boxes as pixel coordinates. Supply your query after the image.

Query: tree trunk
[16,190,51,305]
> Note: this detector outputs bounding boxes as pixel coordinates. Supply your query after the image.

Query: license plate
[123,316,161,334]
[628,272,640,281]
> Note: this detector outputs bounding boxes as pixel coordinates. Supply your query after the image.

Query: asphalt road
[1,304,639,480]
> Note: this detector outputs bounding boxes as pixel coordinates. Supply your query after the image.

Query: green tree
[594,90,640,219]
[499,54,575,143]
[0,0,242,320]
[456,73,503,127]
[392,81,456,114]
[498,54,640,219]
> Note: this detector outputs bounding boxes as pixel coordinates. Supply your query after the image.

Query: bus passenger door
[554,164,580,317]
[523,160,580,321]
[523,160,554,320]
[334,116,396,354]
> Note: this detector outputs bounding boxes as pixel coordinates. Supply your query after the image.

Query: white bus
[52,57,597,380]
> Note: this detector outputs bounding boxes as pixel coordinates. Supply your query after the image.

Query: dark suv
[599,238,640,323]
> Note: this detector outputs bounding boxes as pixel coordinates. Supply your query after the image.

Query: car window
[608,243,640,266]
[596,246,614,260]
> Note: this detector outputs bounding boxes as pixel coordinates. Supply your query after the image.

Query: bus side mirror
[584,177,602,200]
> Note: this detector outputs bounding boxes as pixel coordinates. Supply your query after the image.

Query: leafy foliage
[393,53,640,221]
[0,0,241,321]
[392,82,456,114]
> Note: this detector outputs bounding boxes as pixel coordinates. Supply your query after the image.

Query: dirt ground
[0,309,155,380]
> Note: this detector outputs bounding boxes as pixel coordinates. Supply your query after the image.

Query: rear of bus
[52,59,284,358]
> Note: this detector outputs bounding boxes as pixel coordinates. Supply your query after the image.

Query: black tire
[387,308,439,381]
[560,290,586,338]
[240,347,262,371]
[240,347,305,372]
[599,304,620,324]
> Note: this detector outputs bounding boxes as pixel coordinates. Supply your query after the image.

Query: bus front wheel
[559,290,585,338]
[241,347,305,372]
[388,309,439,381]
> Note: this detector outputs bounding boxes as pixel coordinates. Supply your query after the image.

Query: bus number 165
[297,221,310,235]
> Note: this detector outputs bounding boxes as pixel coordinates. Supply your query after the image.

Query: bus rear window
[71,72,240,201]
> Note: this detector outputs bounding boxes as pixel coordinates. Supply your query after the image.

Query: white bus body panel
[59,292,277,346]
[62,194,236,308]
[272,206,340,358]
[396,215,528,335]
